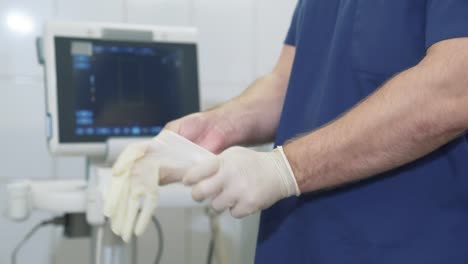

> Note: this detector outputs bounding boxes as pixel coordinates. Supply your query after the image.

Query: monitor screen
[54,37,199,143]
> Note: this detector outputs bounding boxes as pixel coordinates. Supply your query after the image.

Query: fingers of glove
[103,175,126,217]
[110,200,127,236]
[211,192,237,213]
[121,192,141,243]
[191,174,224,202]
[229,202,254,219]
[183,157,220,186]
[134,192,159,236]
[112,142,147,176]
[110,178,131,236]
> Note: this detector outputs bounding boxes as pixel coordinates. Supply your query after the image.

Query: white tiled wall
[0,0,53,76]
[0,0,297,263]
[0,0,56,263]
[192,0,256,86]
[55,0,125,22]
[126,0,192,26]
[255,0,297,75]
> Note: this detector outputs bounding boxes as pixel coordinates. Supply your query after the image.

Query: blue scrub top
[255,1,468,263]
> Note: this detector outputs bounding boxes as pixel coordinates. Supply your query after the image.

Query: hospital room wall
[0,0,297,263]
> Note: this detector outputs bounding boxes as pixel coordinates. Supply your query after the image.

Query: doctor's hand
[165,112,234,154]
[103,130,214,242]
[183,146,301,218]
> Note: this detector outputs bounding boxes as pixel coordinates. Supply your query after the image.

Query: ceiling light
[6,11,35,35]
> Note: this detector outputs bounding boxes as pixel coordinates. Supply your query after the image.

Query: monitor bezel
[43,21,199,157]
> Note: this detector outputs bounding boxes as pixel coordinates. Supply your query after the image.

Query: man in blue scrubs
[166,1,468,262]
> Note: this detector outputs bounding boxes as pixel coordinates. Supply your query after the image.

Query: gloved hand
[103,130,214,242]
[183,146,301,218]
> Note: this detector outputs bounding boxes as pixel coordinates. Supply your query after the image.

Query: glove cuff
[273,146,301,197]
[153,130,214,158]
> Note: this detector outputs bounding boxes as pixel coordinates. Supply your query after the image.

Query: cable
[206,231,215,264]
[205,207,228,264]
[206,207,218,264]
[11,216,64,264]
[152,215,164,264]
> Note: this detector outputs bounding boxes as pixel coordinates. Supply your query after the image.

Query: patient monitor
[43,21,200,156]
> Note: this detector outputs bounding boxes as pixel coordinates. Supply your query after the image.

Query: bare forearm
[284,39,468,193]
[206,73,289,146]
[204,45,295,147]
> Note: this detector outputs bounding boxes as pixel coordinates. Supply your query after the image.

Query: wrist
[282,141,305,193]
[271,146,301,197]
[203,104,248,148]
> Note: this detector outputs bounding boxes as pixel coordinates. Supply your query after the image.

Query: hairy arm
[284,38,468,192]
[166,45,295,153]
[210,45,296,146]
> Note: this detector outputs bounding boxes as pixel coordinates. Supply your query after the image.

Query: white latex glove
[183,146,300,218]
[103,130,214,242]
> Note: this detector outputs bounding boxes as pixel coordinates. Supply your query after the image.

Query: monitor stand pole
[87,157,137,264]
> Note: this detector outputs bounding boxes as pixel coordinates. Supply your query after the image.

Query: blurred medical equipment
[5,20,225,264]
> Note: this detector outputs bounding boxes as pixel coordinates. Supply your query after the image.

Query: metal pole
[90,221,137,264]
[87,159,136,264]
